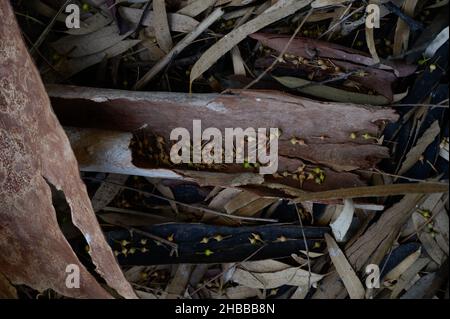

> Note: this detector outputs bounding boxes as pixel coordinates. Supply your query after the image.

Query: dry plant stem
[326,3,352,41]
[356,168,439,183]
[30,0,71,55]
[133,8,224,90]
[132,0,152,35]
[318,5,365,39]
[291,182,448,203]
[102,206,169,218]
[84,177,279,223]
[295,204,312,289]
[244,8,313,90]
[153,0,173,52]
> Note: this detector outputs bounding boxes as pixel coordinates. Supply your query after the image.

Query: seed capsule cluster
[113,237,150,257]
[272,165,326,186]
[418,209,440,238]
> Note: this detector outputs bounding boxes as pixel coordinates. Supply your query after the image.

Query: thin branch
[83,177,279,223]
[295,203,312,289]
[30,0,71,55]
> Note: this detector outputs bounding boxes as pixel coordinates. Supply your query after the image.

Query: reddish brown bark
[0,2,136,298]
[48,85,398,172]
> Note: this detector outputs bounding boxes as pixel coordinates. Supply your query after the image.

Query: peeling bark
[65,127,365,193]
[0,2,136,299]
[47,85,398,172]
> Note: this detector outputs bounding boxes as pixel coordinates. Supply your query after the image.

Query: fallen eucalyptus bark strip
[291,182,448,203]
[251,33,416,100]
[48,85,398,171]
[65,127,182,179]
[0,2,136,299]
[65,126,364,193]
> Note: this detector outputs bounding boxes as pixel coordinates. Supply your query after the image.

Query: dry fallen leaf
[313,194,425,298]
[273,76,391,105]
[225,286,261,299]
[153,0,173,53]
[393,0,419,56]
[190,0,312,85]
[66,12,112,35]
[91,174,128,212]
[209,188,242,211]
[164,264,193,299]
[384,247,421,283]
[390,257,429,299]
[234,197,278,217]
[26,0,67,23]
[324,233,365,299]
[51,39,140,79]
[398,120,441,175]
[232,265,323,289]
[51,25,133,58]
[148,178,180,215]
[224,191,261,214]
[178,0,217,17]
[311,0,350,8]
[424,26,449,58]
[134,7,224,89]
[240,260,292,273]
[412,213,446,265]
[119,7,200,33]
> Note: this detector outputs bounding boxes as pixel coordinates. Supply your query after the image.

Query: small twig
[83,177,279,223]
[30,0,71,55]
[273,52,387,90]
[319,3,360,40]
[132,0,153,36]
[383,1,424,32]
[295,204,312,289]
[101,206,173,221]
[14,12,46,26]
[133,8,224,90]
[355,168,444,183]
